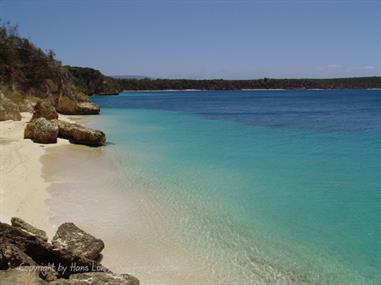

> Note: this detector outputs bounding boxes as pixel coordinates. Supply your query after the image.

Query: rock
[50,272,139,285]
[0,267,47,285]
[0,222,109,278]
[54,120,106,147]
[11,217,48,242]
[0,92,21,121]
[32,101,59,120]
[24,118,59,144]
[0,242,36,269]
[56,95,100,115]
[52,223,104,261]
[18,98,35,113]
[56,95,77,115]
[76,102,100,115]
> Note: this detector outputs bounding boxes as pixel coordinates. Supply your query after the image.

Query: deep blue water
[91,90,381,285]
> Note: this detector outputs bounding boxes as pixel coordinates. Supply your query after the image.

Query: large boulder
[0,222,109,278]
[0,92,21,121]
[32,101,59,120]
[11,217,48,242]
[0,242,36,269]
[50,272,139,285]
[54,120,106,147]
[56,95,77,114]
[56,95,100,115]
[24,118,59,144]
[52,223,104,261]
[76,101,100,115]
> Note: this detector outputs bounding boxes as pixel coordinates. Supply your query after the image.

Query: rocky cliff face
[0,23,101,117]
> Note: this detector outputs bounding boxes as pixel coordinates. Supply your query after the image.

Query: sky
[0,0,380,79]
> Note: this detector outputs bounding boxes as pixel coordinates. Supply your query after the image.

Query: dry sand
[0,112,73,238]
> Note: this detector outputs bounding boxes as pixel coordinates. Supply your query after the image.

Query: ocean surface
[54,90,381,284]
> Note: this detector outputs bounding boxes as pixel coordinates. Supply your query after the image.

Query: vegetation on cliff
[0,21,99,115]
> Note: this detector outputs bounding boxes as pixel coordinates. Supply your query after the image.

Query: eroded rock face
[52,223,104,261]
[76,102,100,115]
[56,95,100,115]
[32,101,59,120]
[56,95,77,115]
[54,120,106,147]
[24,118,59,144]
[0,92,21,121]
[11,217,48,242]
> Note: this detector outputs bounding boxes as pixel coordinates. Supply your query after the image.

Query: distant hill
[118,77,381,91]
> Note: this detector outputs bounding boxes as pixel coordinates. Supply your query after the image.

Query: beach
[0,112,211,285]
[0,112,69,238]
[1,89,380,285]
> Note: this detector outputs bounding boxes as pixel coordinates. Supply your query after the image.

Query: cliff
[0,23,100,115]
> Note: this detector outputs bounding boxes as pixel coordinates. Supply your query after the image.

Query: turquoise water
[90,90,381,284]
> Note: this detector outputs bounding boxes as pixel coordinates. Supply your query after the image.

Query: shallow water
[47,90,381,284]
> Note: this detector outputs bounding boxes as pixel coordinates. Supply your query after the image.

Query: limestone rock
[56,95,100,115]
[50,272,139,285]
[55,120,106,147]
[76,102,100,115]
[32,101,59,120]
[56,95,77,115]
[11,217,48,242]
[52,223,104,261]
[0,267,47,285]
[0,242,36,269]
[0,92,21,121]
[0,222,109,278]
[24,118,59,144]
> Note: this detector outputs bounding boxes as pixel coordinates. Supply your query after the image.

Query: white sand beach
[0,112,73,238]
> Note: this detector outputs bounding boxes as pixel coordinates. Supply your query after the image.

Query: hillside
[0,22,99,115]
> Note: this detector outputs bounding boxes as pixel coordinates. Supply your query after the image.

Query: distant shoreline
[104,87,381,94]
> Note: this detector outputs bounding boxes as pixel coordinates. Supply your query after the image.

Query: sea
[47,89,381,285]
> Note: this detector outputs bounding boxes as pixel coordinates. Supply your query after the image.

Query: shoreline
[0,112,78,238]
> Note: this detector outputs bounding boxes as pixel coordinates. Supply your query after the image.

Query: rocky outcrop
[24,118,59,144]
[32,101,59,120]
[50,272,140,285]
[11,217,48,242]
[52,223,104,261]
[0,219,139,284]
[55,120,106,147]
[0,92,21,121]
[57,95,100,115]
[76,101,100,115]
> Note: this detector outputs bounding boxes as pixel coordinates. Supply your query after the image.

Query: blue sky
[0,0,380,79]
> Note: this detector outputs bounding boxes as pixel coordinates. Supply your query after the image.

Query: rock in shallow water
[24,117,59,144]
[54,119,106,147]
[52,223,105,261]
[56,95,100,115]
